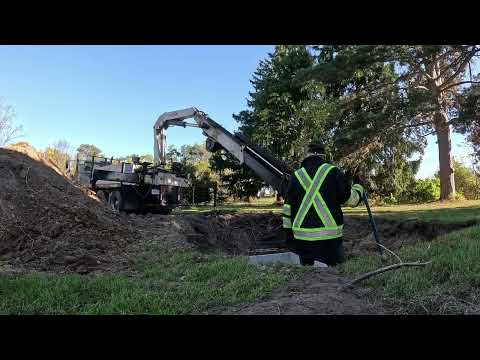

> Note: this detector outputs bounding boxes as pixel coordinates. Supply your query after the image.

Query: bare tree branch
[403,121,434,128]
[441,81,480,92]
[421,130,436,138]
[342,261,432,289]
[0,101,23,146]
[440,48,480,89]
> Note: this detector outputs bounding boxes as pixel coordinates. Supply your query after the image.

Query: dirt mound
[4,142,64,175]
[0,147,140,273]
[221,268,383,315]
[183,211,477,257]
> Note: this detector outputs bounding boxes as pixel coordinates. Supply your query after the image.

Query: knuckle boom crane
[73,107,292,214]
[154,107,292,199]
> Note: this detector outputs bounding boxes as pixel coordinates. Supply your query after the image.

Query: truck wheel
[109,191,123,212]
[96,190,108,204]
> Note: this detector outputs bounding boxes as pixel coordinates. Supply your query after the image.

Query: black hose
[362,191,383,255]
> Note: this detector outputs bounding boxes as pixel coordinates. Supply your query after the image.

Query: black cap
[308,139,325,154]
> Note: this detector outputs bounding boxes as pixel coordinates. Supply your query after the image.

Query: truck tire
[109,190,123,212]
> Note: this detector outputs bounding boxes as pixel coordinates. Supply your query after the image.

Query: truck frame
[70,154,190,214]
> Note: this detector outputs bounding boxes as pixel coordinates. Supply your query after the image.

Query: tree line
[215,45,480,202]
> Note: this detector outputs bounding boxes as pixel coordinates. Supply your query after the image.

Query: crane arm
[154,107,292,197]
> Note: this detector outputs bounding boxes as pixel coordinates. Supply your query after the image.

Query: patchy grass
[0,247,300,315]
[340,225,480,314]
[344,200,480,223]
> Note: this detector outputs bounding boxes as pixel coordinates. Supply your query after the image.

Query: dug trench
[181,211,478,258]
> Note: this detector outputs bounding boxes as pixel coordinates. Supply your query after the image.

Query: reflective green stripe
[282,217,292,228]
[292,225,343,232]
[282,204,291,216]
[293,225,343,241]
[352,183,364,195]
[294,166,325,227]
[293,164,335,229]
[295,169,308,190]
[295,167,310,191]
[344,184,364,207]
[345,189,360,207]
[293,168,315,228]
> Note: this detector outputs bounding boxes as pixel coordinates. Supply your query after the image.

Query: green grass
[0,247,301,314]
[340,225,480,314]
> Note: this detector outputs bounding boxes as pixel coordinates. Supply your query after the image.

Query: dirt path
[220,268,384,315]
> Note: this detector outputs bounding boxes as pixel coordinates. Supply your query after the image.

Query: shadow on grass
[344,203,480,224]
[177,203,282,214]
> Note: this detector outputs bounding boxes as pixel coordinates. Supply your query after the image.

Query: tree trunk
[434,111,456,200]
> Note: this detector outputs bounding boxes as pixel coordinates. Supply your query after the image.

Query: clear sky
[0,45,474,178]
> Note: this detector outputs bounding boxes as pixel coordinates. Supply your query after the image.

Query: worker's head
[307,139,326,157]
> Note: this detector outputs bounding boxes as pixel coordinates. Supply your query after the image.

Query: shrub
[409,178,440,203]
[453,161,480,200]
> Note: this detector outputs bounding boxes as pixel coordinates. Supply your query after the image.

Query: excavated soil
[0,146,138,273]
[182,211,478,257]
[0,146,196,274]
[220,269,384,315]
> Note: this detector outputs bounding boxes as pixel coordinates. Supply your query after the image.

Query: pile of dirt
[0,147,142,274]
[182,211,478,257]
[4,142,64,175]
[220,268,384,315]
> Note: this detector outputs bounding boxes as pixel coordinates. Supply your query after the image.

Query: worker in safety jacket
[282,139,365,266]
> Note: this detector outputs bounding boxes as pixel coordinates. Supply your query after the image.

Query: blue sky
[0,45,474,178]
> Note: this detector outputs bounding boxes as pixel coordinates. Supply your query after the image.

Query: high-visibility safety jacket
[282,155,364,241]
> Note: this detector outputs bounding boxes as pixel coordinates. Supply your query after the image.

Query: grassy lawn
[340,225,480,314]
[0,246,301,314]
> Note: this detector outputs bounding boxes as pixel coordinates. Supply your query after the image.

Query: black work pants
[286,233,345,267]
